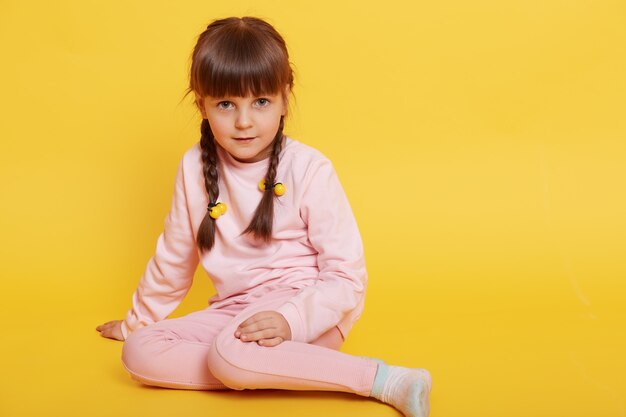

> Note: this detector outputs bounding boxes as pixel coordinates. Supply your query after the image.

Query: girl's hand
[96,320,124,341]
[235,311,292,347]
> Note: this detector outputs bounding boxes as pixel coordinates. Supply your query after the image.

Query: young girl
[95,16,432,417]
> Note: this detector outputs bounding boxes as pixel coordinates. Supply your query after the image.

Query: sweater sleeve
[120,155,200,340]
[274,158,367,343]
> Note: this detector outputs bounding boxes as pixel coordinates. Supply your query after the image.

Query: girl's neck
[216,136,291,169]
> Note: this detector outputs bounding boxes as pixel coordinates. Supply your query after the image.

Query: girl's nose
[235,110,253,129]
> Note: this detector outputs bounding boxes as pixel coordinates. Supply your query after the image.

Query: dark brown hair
[184,16,294,253]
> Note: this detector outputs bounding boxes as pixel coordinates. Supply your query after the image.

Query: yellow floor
[3,299,624,417]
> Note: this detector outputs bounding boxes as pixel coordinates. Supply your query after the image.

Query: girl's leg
[207,287,432,417]
[120,304,241,390]
[122,286,431,416]
[119,287,350,391]
[207,287,380,396]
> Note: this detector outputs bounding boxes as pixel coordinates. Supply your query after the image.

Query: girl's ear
[195,92,208,119]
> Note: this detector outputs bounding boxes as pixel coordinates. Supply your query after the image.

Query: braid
[197,119,220,252]
[243,116,285,241]
[201,119,220,204]
[265,118,284,188]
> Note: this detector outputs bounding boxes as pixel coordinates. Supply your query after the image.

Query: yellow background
[1,0,625,416]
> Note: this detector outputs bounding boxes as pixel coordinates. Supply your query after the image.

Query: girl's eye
[215,98,269,109]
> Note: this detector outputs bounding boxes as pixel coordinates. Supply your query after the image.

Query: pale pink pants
[121,287,378,396]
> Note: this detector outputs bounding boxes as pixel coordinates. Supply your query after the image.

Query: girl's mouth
[234,137,255,142]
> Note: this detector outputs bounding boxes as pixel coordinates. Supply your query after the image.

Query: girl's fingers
[238,316,273,332]
[96,320,120,331]
[235,312,287,341]
[258,337,283,347]
[237,311,283,330]
[96,320,124,341]
[240,328,276,342]
[238,322,276,338]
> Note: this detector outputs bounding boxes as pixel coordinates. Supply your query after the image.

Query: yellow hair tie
[207,202,227,219]
[259,180,286,196]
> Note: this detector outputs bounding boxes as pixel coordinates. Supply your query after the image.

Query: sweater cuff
[120,320,130,341]
[274,302,305,343]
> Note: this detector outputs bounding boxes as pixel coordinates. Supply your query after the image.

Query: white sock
[368,359,432,417]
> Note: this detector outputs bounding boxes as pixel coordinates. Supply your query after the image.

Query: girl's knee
[207,327,253,390]
[121,325,176,378]
[121,326,150,376]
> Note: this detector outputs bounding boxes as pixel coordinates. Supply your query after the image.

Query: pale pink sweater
[121,137,368,343]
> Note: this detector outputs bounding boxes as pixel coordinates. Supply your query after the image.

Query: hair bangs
[193,31,287,99]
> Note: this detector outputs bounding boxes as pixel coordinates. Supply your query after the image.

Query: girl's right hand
[96,320,125,341]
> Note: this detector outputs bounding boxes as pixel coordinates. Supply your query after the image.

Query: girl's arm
[275,158,367,343]
[120,154,200,340]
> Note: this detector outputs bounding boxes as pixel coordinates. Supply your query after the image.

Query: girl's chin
[218,140,273,163]
[229,151,267,163]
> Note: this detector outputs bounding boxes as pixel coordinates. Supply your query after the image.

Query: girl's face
[196,90,288,163]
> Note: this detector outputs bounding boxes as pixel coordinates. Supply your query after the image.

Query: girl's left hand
[235,311,292,347]
[96,320,124,341]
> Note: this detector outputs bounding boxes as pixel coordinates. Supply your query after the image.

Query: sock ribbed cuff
[370,361,389,399]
